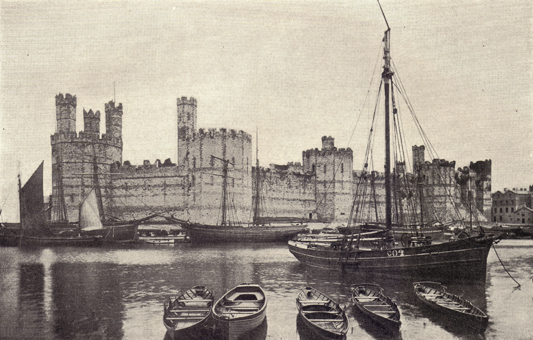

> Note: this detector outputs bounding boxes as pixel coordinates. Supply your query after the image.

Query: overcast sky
[1,0,532,221]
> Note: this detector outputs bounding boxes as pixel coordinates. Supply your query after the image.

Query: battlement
[50,131,122,147]
[105,100,123,112]
[196,128,252,142]
[112,158,179,176]
[56,93,77,107]
[83,109,101,119]
[303,147,353,157]
[177,96,197,106]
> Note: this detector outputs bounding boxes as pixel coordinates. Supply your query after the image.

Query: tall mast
[18,173,23,246]
[382,18,394,230]
[253,129,260,224]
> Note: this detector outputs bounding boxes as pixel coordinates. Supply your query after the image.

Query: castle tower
[412,145,425,170]
[55,93,77,134]
[303,136,353,221]
[177,96,197,167]
[83,109,100,139]
[105,101,123,142]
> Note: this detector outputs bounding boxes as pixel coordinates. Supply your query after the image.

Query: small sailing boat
[351,283,401,333]
[176,151,307,243]
[163,286,214,333]
[296,287,348,339]
[212,283,267,340]
[413,281,488,332]
[287,4,500,281]
[15,162,102,247]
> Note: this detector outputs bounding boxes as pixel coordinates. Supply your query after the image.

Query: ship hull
[288,235,496,281]
[181,223,307,243]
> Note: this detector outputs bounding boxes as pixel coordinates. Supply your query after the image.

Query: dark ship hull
[288,234,497,281]
[181,222,307,243]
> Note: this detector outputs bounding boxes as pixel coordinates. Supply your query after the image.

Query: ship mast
[253,129,260,224]
[380,1,394,230]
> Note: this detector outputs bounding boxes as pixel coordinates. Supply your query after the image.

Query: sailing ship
[287,8,500,281]
[51,143,141,243]
[176,148,307,243]
[14,162,102,247]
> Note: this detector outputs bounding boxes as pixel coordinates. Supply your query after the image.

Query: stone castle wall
[49,94,492,226]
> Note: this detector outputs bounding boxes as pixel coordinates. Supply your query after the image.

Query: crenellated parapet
[195,128,252,142]
[177,96,197,107]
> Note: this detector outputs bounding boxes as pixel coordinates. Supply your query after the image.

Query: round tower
[56,93,77,134]
[177,96,197,167]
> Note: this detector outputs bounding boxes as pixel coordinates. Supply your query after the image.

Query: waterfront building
[50,94,492,225]
[491,187,533,224]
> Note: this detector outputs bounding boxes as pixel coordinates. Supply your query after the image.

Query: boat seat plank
[299,300,329,304]
[169,309,210,313]
[308,319,343,322]
[180,299,213,302]
[165,317,206,320]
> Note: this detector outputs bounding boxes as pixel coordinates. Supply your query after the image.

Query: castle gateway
[50,94,491,225]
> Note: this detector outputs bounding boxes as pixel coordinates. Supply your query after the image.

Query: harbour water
[0,239,531,340]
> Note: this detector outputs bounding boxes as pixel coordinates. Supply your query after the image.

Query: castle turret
[322,136,335,151]
[105,100,122,142]
[412,145,425,170]
[177,96,197,167]
[83,109,100,138]
[56,93,77,134]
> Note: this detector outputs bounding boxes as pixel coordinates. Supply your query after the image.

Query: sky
[1,0,532,222]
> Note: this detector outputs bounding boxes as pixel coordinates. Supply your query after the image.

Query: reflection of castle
[50,94,491,224]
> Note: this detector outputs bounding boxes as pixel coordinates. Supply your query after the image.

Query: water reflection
[51,262,124,339]
[163,318,267,340]
[0,240,530,339]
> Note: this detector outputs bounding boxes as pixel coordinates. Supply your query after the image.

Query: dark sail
[20,161,45,229]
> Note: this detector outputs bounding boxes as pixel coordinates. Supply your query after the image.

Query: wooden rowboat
[163,286,214,332]
[296,287,348,339]
[413,281,488,332]
[351,283,401,333]
[212,283,267,340]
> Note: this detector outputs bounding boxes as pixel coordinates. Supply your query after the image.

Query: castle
[50,94,492,225]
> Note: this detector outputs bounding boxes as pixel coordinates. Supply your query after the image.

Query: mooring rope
[492,243,521,288]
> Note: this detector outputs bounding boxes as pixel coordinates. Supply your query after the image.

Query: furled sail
[20,161,45,228]
[79,189,103,231]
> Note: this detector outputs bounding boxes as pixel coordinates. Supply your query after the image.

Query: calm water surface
[0,239,532,340]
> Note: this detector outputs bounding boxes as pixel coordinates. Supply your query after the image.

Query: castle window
[210,157,214,167]
[506,208,508,213]
[193,157,196,169]
[341,163,344,173]
[511,207,514,212]
[324,165,327,174]
[232,157,235,165]
[500,208,502,213]
[312,164,315,173]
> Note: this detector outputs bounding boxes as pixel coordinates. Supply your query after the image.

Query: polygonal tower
[177,96,197,167]
[105,100,123,143]
[83,109,100,139]
[55,93,77,134]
